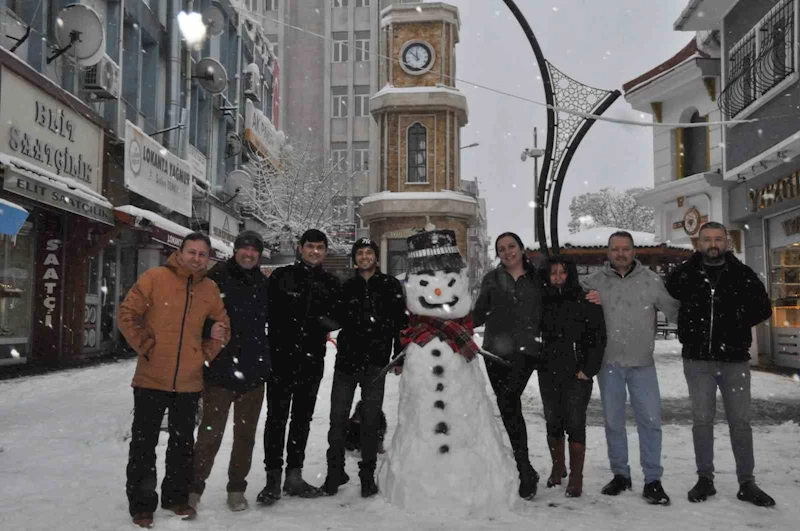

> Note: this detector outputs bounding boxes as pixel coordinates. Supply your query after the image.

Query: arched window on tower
[407,123,428,183]
[676,111,709,178]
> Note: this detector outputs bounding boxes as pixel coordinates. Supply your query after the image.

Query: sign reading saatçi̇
[124,120,192,216]
[0,69,103,192]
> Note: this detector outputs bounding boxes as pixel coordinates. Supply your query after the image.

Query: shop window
[100,245,118,343]
[387,238,408,278]
[0,222,34,362]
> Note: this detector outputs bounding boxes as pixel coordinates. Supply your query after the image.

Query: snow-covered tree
[236,141,358,253]
[567,187,654,234]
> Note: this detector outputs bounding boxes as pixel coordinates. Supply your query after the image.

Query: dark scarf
[400,314,479,361]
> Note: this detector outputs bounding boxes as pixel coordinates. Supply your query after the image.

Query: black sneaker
[687,477,716,503]
[737,481,776,507]
[601,475,632,496]
[643,480,671,505]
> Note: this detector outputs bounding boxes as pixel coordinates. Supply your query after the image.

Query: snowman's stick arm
[370,351,408,386]
[477,348,512,367]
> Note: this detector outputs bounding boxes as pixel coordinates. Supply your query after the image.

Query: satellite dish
[226,132,242,157]
[202,5,226,37]
[194,57,228,94]
[225,169,253,197]
[53,4,105,66]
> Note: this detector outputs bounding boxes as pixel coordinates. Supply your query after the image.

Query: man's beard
[702,248,725,264]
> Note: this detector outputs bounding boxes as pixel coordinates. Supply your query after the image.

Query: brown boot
[566,442,586,498]
[546,437,567,488]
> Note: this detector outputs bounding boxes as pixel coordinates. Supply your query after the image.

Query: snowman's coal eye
[448,278,456,287]
[419,280,429,287]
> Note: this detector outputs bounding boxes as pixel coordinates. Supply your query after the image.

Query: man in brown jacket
[118,232,230,528]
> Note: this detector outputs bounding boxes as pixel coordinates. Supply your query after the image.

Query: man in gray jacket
[582,231,679,505]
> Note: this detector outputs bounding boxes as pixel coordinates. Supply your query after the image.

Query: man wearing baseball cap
[321,238,407,497]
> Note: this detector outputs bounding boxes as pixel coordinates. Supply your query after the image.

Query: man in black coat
[189,230,270,512]
[257,229,342,504]
[666,222,775,507]
[320,238,407,498]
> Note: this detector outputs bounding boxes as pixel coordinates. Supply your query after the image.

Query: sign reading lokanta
[124,120,192,216]
[209,204,239,245]
[244,100,281,163]
[0,68,104,192]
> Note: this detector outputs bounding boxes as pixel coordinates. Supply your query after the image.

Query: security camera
[520,151,528,162]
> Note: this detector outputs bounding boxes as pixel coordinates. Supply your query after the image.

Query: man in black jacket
[666,222,775,507]
[188,231,270,512]
[320,238,407,498]
[257,229,342,504]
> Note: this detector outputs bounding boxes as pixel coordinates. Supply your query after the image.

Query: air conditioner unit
[83,54,121,99]
[243,63,261,102]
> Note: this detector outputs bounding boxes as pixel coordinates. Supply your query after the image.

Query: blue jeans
[683,359,754,484]
[597,364,663,483]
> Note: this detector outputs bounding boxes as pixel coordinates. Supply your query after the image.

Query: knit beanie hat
[234,230,264,254]
[351,237,379,262]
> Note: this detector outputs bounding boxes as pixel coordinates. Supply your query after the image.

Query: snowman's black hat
[406,229,466,275]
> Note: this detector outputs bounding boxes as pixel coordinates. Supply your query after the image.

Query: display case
[770,244,800,363]
[0,221,34,364]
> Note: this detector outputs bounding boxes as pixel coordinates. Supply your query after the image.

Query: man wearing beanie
[189,230,270,513]
[320,237,407,497]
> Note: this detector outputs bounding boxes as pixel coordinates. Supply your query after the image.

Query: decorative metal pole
[503,0,620,256]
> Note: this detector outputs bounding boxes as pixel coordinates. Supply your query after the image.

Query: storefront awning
[0,197,29,235]
[115,205,234,261]
[0,153,113,225]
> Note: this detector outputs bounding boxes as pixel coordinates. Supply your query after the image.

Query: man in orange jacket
[118,232,230,528]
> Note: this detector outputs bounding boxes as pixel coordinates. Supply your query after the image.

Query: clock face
[684,208,701,235]
[402,43,433,73]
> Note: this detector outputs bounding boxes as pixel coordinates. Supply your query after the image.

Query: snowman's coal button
[432,365,444,376]
[434,400,445,409]
[434,422,448,434]
[431,349,441,357]
[439,445,450,454]
[436,383,444,391]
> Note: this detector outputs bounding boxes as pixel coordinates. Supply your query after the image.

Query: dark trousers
[538,370,593,444]
[326,365,386,471]
[263,360,324,471]
[190,383,265,495]
[126,387,200,517]
[486,354,538,471]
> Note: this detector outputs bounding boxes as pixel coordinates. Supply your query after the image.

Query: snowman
[378,230,518,515]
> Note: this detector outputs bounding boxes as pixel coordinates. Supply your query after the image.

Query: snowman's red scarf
[400,314,479,361]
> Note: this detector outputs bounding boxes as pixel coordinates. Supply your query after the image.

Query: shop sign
[2,170,113,225]
[244,100,281,162]
[151,225,229,262]
[32,214,64,363]
[0,69,104,192]
[187,144,208,184]
[782,215,800,237]
[209,204,239,245]
[124,120,192,217]
[749,171,800,212]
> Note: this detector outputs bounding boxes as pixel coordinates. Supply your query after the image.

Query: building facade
[629,0,800,369]
[0,0,282,366]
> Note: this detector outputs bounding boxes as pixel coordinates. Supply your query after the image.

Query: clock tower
[360,2,477,276]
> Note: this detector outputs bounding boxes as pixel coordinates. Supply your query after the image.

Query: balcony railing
[719,0,795,118]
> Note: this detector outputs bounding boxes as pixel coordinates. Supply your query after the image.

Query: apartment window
[333,0,348,8]
[332,94,348,117]
[354,149,369,171]
[354,94,370,116]
[266,0,279,10]
[355,39,370,62]
[331,150,349,171]
[407,123,428,183]
[723,0,795,117]
[356,0,370,6]
[333,39,348,63]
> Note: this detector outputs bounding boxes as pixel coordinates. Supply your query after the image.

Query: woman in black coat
[473,232,544,500]
[538,255,606,498]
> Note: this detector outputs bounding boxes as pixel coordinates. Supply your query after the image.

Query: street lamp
[461,142,480,150]
[521,127,544,241]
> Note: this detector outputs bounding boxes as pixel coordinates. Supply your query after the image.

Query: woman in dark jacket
[539,255,606,498]
[473,232,544,500]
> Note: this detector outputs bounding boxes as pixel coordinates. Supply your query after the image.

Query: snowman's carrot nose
[434,288,442,296]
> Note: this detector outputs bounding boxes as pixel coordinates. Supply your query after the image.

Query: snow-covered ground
[1,340,798,530]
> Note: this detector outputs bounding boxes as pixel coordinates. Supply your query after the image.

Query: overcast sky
[451,0,693,249]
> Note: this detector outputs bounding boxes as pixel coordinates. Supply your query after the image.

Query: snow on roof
[359,190,478,205]
[528,226,694,251]
[622,39,710,94]
[115,205,234,259]
[0,197,28,213]
[372,84,464,98]
[0,153,112,208]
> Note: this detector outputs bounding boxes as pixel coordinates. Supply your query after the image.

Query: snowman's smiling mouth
[419,296,460,309]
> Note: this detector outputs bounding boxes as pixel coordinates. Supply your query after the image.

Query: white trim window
[266,0,279,11]
[354,94,370,117]
[333,39,348,63]
[723,0,796,118]
[407,123,428,183]
[356,0,370,7]
[331,150,349,171]
[332,94,348,117]
[354,149,369,171]
[355,39,370,62]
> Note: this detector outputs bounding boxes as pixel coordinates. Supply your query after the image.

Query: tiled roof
[622,39,709,93]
